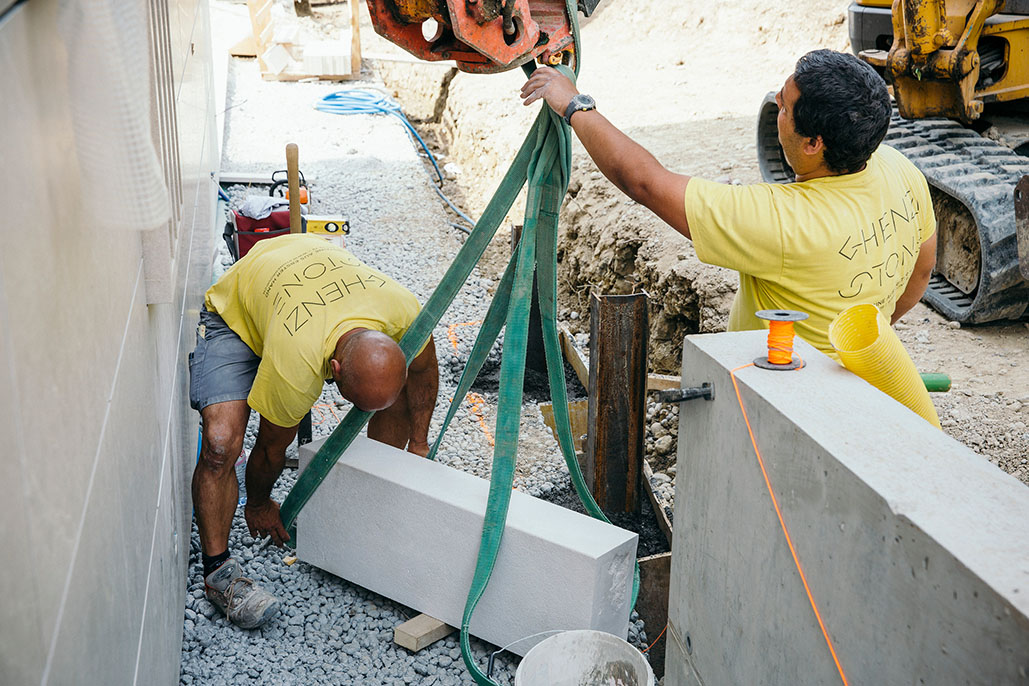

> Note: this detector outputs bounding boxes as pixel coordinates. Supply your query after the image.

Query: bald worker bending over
[188,234,438,628]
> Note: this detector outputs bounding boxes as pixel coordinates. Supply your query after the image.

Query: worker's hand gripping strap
[278,130,537,543]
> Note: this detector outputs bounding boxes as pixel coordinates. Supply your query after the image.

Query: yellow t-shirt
[204,235,423,427]
[686,145,935,355]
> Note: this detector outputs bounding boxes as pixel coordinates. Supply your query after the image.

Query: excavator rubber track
[757,92,1029,323]
[885,116,1029,323]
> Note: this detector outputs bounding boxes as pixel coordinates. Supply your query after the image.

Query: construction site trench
[183,1,1029,683]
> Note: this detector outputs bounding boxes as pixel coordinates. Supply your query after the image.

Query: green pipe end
[920,372,951,393]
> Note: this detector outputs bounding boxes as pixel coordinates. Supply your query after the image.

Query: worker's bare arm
[892,233,937,325]
[520,67,692,238]
[405,335,439,456]
[243,415,299,546]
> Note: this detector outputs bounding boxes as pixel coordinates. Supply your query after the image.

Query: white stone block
[297,436,638,655]
[302,41,350,76]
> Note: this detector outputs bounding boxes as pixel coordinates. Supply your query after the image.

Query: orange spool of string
[767,319,795,364]
[754,309,807,370]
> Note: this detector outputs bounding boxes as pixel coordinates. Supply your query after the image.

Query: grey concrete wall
[666,332,1029,685]
[0,1,217,684]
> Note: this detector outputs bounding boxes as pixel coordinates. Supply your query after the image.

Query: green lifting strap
[278,4,640,683]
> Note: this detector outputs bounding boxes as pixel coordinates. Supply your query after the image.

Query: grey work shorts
[188,308,260,412]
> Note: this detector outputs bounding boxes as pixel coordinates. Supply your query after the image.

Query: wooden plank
[586,292,648,513]
[286,143,302,233]
[636,552,671,680]
[642,460,673,547]
[538,399,589,454]
[251,0,273,37]
[247,0,274,71]
[257,21,274,46]
[229,33,257,58]
[647,373,680,392]
[394,614,456,653]
[261,70,358,82]
[350,0,362,75]
[559,325,589,389]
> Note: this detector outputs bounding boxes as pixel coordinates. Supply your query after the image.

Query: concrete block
[666,332,1029,685]
[297,436,638,655]
[394,614,454,653]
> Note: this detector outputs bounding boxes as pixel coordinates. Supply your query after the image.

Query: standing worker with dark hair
[188,234,439,628]
[520,49,937,354]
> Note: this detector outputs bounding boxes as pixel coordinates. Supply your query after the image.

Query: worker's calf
[192,399,250,554]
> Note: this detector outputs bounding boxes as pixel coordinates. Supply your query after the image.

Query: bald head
[330,329,407,411]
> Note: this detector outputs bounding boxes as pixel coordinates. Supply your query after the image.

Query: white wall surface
[0,0,217,683]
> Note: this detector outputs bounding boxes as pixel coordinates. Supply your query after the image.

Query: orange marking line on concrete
[446,320,483,351]
[730,362,847,686]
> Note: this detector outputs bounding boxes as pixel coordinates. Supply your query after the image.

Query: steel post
[585,291,648,513]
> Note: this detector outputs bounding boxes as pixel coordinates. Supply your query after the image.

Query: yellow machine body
[859,0,1029,122]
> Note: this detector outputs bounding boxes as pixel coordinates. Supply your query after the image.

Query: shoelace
[224,577,256,610]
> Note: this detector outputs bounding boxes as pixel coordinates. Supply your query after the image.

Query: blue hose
[316,89,445,183]
[315,89,476,229]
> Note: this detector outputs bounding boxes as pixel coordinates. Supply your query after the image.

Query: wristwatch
[563,94,596,125]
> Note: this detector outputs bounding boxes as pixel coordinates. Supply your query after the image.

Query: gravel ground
[180,57,650,685]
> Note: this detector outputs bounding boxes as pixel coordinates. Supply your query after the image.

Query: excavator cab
[365,0,601,73]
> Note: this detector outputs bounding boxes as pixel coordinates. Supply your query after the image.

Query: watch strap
[563,95,596,125]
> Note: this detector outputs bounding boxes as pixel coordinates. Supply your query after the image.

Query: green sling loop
[278,5,640,683]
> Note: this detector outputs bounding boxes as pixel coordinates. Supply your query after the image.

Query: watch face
[564,94,595,123]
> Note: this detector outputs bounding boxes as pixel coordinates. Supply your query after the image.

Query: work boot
[204,558,280,629]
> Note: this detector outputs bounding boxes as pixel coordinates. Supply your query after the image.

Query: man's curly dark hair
[792,49,892,175]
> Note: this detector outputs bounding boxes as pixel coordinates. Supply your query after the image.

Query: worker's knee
[199,427,243,473]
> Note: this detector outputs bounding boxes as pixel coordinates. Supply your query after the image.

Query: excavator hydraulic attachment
[366,0,600,73]
[859,0,1029,123]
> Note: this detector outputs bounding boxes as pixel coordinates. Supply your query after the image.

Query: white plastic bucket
[514,630,655,686]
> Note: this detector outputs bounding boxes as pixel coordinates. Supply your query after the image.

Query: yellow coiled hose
[829,304,941,428]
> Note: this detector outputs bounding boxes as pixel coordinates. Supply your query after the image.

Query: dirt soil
[299,0,1029,485]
